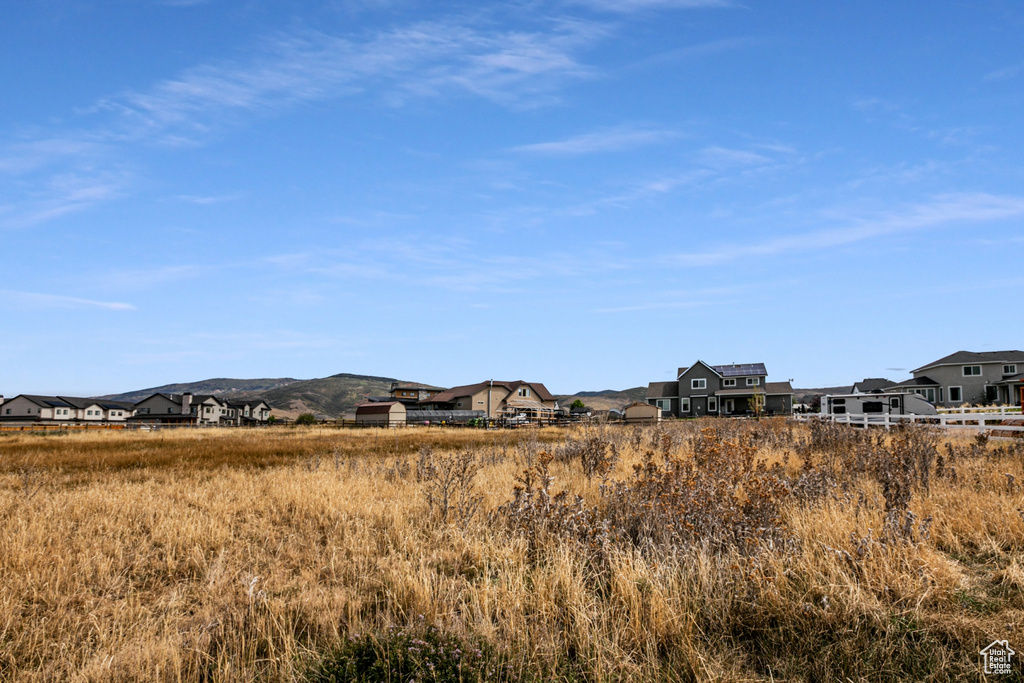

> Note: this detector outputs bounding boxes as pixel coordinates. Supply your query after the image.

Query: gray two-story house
[889,350,1024,407]
[646,360,793,418]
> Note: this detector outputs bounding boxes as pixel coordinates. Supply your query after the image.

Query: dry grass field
[0,421,1022,681]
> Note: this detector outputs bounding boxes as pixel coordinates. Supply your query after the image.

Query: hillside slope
[555,387,647,412]
[253,373,399,418]
[99,373,402,419]
[100,378,301,404]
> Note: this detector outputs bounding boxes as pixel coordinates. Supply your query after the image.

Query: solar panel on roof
[712,363,767,377]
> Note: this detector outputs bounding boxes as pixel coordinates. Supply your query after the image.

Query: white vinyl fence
[937,405,1022,415]
[795,412,1024,434]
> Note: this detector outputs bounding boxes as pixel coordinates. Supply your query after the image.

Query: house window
[962,366,981,376]
[746,377,759,386]
[4,409,9,415]
[518,388,531,397]
[691,378,706,390]
[654,399,670,412]
[681,398,691,412]
[708,397,718,412]
[1005,365,1018,375]
[949,386,962,402]
[723,379,736,387]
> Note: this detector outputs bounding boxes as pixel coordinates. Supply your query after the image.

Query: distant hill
[99,376,651,419]
[99,378,301,404]
[99,373,402,419]
[556,387,647,412]
[253,373,399,418]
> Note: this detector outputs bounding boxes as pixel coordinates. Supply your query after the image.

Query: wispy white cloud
[92,265,203,290]
[173,193,242,204]
[0,138,103,175]
[89,19,603,145]
[662,193,1024,266]
[0,290,135,311]
[621,37,758,71]
[558,140,795,215]
[511,126,681,155]
[983,62,1024,82]
[696,145,771,168]
[0,170,127,229]
[2,16,607,228]
[570,0,733,12]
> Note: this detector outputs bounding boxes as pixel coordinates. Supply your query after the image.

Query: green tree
[295,413,316,426]
[570,399,586,410]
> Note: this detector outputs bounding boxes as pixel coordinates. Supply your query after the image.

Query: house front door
[724,399,735,415]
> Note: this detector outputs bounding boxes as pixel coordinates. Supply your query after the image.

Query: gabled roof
[851,378,894,393]
[18,395,72,408]
[678,360,721,379]
[646,381,678,399]
[134,392,225,407]
[6,395,133,411]
[765,381,794,395]
[425,380,555,404]
[677,360,768,379]
[888,376,940,389]
[356,402,404,414]
[913,350,1024,374]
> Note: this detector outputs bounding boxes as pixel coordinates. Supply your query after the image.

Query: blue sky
[2,1,1023,396]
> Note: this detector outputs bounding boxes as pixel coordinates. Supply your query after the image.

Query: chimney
[181,392,193,414]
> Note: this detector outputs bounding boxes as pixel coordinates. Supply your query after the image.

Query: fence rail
[937,405,1022,415]
[796,412,1024,434]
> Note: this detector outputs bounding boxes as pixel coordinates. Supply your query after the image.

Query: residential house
[0,395,134,422]
[130,392,228,424]
[892,350,1024,407]
[418,380,558,422]
[389,382,446,405]
[224,399,273,425]
[645,361,794,417]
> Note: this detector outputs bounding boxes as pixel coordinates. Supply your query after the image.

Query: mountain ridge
[97,376,652,418]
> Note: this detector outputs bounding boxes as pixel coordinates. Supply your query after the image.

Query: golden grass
[0,422,1021,681]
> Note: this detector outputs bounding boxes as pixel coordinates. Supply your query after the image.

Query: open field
[1,422,1022,681]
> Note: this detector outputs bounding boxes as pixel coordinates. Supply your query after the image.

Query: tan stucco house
[418,380,558,422]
